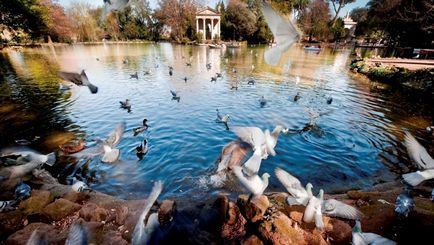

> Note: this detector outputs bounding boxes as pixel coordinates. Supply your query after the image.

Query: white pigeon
[70,122,125,163]
[275,168,362,229]
[132,181,163,245]
[71,178,92,193]
[402,132,434,186]
[232,125,285,159]
[260,2,300,66]
[232,166,270,197]
[242,148,263,177]
[352,220,396,245]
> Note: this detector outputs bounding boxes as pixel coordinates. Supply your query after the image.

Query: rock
[43,198,81,221]
[326,219,352,244]
[116,206,129,225]
[258,211,305,245]
[19,190,53,214]
[237,195,269,223]
[6,222,65,245]
[0,210,24,241]
[242,235,263,245]
[158,200,176,227]
[79,203,108,222]
[305,229,327,245]
[102,230,128,245]
[81,221,104,243]
[221,202,247,242]
[63,191,89,204]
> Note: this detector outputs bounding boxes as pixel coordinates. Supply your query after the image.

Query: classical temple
[195,7,221,41]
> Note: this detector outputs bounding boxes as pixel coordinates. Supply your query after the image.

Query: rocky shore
[1,170,433,244]
[349,59,434,95]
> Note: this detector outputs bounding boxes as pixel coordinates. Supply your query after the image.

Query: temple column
[203,18,206,40]
[196,18,199,37]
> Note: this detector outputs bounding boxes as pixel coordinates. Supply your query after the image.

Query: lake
[0,43,432,201]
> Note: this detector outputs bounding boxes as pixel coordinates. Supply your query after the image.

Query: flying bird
[260,1,300,66]
[232,165,270,198]
[132,181,163,245]
[275,168,362,229]
[65,223,88,245]
[402,132,434,186]
[58,70,98,94]
[352,220,396,245]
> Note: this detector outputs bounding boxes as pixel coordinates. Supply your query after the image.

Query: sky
[58,0,369,17]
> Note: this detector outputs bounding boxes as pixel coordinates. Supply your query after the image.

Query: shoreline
[1,169,433,244]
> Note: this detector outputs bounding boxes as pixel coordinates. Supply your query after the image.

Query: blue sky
[59,0,369,17]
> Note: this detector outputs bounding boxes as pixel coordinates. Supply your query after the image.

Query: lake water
[0,43,432,201]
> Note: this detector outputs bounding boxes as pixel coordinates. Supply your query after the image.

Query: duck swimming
[259,96,267,107]
[130,72,138,79]
[247,79,255,85]
[326,96,333,104]
[294,92,301,102]
[136,139,149,160]
[133,119,149,136]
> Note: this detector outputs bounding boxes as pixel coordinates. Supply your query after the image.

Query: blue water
[0,43,432,201]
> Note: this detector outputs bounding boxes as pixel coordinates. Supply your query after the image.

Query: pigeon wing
[404,132,434,170]
[242,149,262,176]
[232,127,265,149]
[322,199,362,220]
[58,71,83,85]
[275,168,309,203]
[105,122,125,147]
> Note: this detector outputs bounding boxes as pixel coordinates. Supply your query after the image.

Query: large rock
[258,211,305,245]
[102,230,129,245]
[6,222,65,245]
[19,190,53,214]
[237,195,269,223]
[43,198,81,221]
[116,206,129,225]
[158,200,176,227]
[242,235,264,245]
[79,203,108,222]
[0,210,24,241]
[221,202,247,242]
[326,219,352,244]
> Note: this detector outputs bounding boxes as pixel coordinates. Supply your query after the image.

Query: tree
[67,2,101,42]
[299,0,331,41]
[349,7,368,23]
[222,0,257,40]
[328,0,356,25]
[154,0,198,42]
[44,1,73,42]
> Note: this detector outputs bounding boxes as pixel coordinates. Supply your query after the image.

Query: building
[343,13,357,37]
[195,7,221,41]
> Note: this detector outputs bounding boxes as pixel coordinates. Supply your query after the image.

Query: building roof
[196,7,221,16]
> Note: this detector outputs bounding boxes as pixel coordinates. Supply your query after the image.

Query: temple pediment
[196,7,220,16]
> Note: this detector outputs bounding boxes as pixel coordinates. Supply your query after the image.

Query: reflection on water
[0,43,432,201]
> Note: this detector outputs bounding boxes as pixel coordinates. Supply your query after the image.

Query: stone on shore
[6,223,65,245]
[43,198,81,221]
[237,195,269,223]
[19,190,53,215]
[221,201,247,242]
[257,211,304,245]
[79,203,108,222]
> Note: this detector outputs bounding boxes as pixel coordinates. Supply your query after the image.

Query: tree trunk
[331,4,343,25]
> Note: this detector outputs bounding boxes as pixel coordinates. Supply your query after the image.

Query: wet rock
[32,169,59,185]
[102,230,129,245]
[63,191,89,204]
[221,202,247,242]
[43,198,81,221]
[305,229,327,245]
[237,195,269,223]
[257,211,304,245]
[81,221,104,243]
[79,203,108,222]
[19,190,53,214]
[0,210,24,241]
[6,222,65,245]
[116,206,129,225]
[326,219,352,244]
[242,235,264,245]
[158,199,176,227]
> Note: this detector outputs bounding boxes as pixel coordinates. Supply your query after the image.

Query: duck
[130,72,138,79]
[183,76,188,83]
[326,96,333,104]
[133,119,149,136]
[206,63,212,70]
[119,99,131,111]
[186,62,192,67]
[170,90,180,101]
[294,92,301,102]
[259,96,267,107]
[169,70,173,76]
[123,58,129,64]
[59,139,86,154]
[231,83,239,90]
[136,139,149,160]
[247,79,255,85]
[216,72,222,78]
[144,69,152,75]
[210,76,217,82]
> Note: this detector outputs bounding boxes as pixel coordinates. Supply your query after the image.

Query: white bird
[275,168,362,229]
[132,181,163,245]
[352,220,396,245]
[241,148,263,177]
[71,178,92,193]
[71,122,124,163]
[260,2,300,66]
[232,166,270,197]
[58,70,98,94]
[232,125,284,159]
[402,132,434,186]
